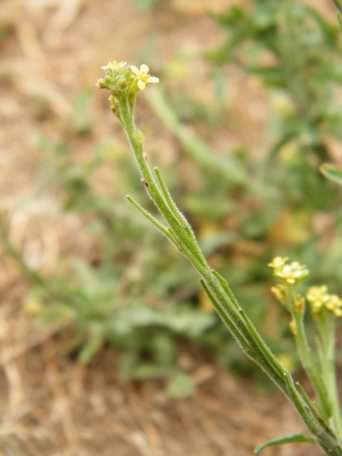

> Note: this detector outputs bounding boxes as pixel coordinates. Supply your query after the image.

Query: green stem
[327,341,342,439]
[317,316,342,439]
[292,307,332,421]
[113,94,342,456]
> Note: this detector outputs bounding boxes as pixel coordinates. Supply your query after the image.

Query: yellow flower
[326,294,342,317]
[130,64,159,91]
[268,256,309,285]
[268,256,288,269]
[307,285,328,314]
[97,60,159,104]
[307,285,342,318]
[307,285,328,303]
[100,60,127,72]
[270,285,287,304]
[334,308,342,317]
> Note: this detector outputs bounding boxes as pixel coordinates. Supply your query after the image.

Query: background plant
[3,0,342,394]
[145,0,342,365]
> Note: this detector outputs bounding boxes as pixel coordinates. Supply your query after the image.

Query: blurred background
[0,0,341,454]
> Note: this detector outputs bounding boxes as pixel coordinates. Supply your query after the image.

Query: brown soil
[0,343,319,456]
[0,0,335,455]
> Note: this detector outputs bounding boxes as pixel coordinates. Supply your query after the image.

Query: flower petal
[131,65,140,75]
[137,80,146,91]
[140,64,149,74]
[148,76,159,84]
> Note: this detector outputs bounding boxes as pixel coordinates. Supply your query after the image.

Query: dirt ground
[0,0,334,454]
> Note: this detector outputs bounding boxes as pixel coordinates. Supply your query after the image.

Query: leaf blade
[320,164,342,186]
[255,433,317,454]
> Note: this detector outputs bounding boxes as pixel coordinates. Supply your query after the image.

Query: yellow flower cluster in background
[269,257,342,318]
[307,286,328,314]
[307,286,342,317]
[268,256,309,284]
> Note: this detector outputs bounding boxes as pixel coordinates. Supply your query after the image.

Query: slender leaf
[255,433,317,454]
[320,164,342,186]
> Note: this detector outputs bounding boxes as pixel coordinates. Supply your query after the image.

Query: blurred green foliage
[134,0,160,12]
[3,0,342,395]
[208,0,342,143]
[321,164,342,186]
[19,136,215,394]
[200,0,342,281]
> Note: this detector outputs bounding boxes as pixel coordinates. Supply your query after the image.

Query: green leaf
[78,324,104,363]
[244,64,285,87]
[255,433,317,454]
[134,0,158,11]
[320,164,342,186]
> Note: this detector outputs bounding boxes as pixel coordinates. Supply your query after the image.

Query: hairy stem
[115,96,342,455]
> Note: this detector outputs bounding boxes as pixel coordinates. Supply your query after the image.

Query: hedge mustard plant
[97,59,342,455]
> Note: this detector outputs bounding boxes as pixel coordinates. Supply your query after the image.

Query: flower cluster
[97,61,159,98]
[307,285,342,317]
[268,256,309,285]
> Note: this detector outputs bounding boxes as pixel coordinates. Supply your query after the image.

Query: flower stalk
[97,61,342,455]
